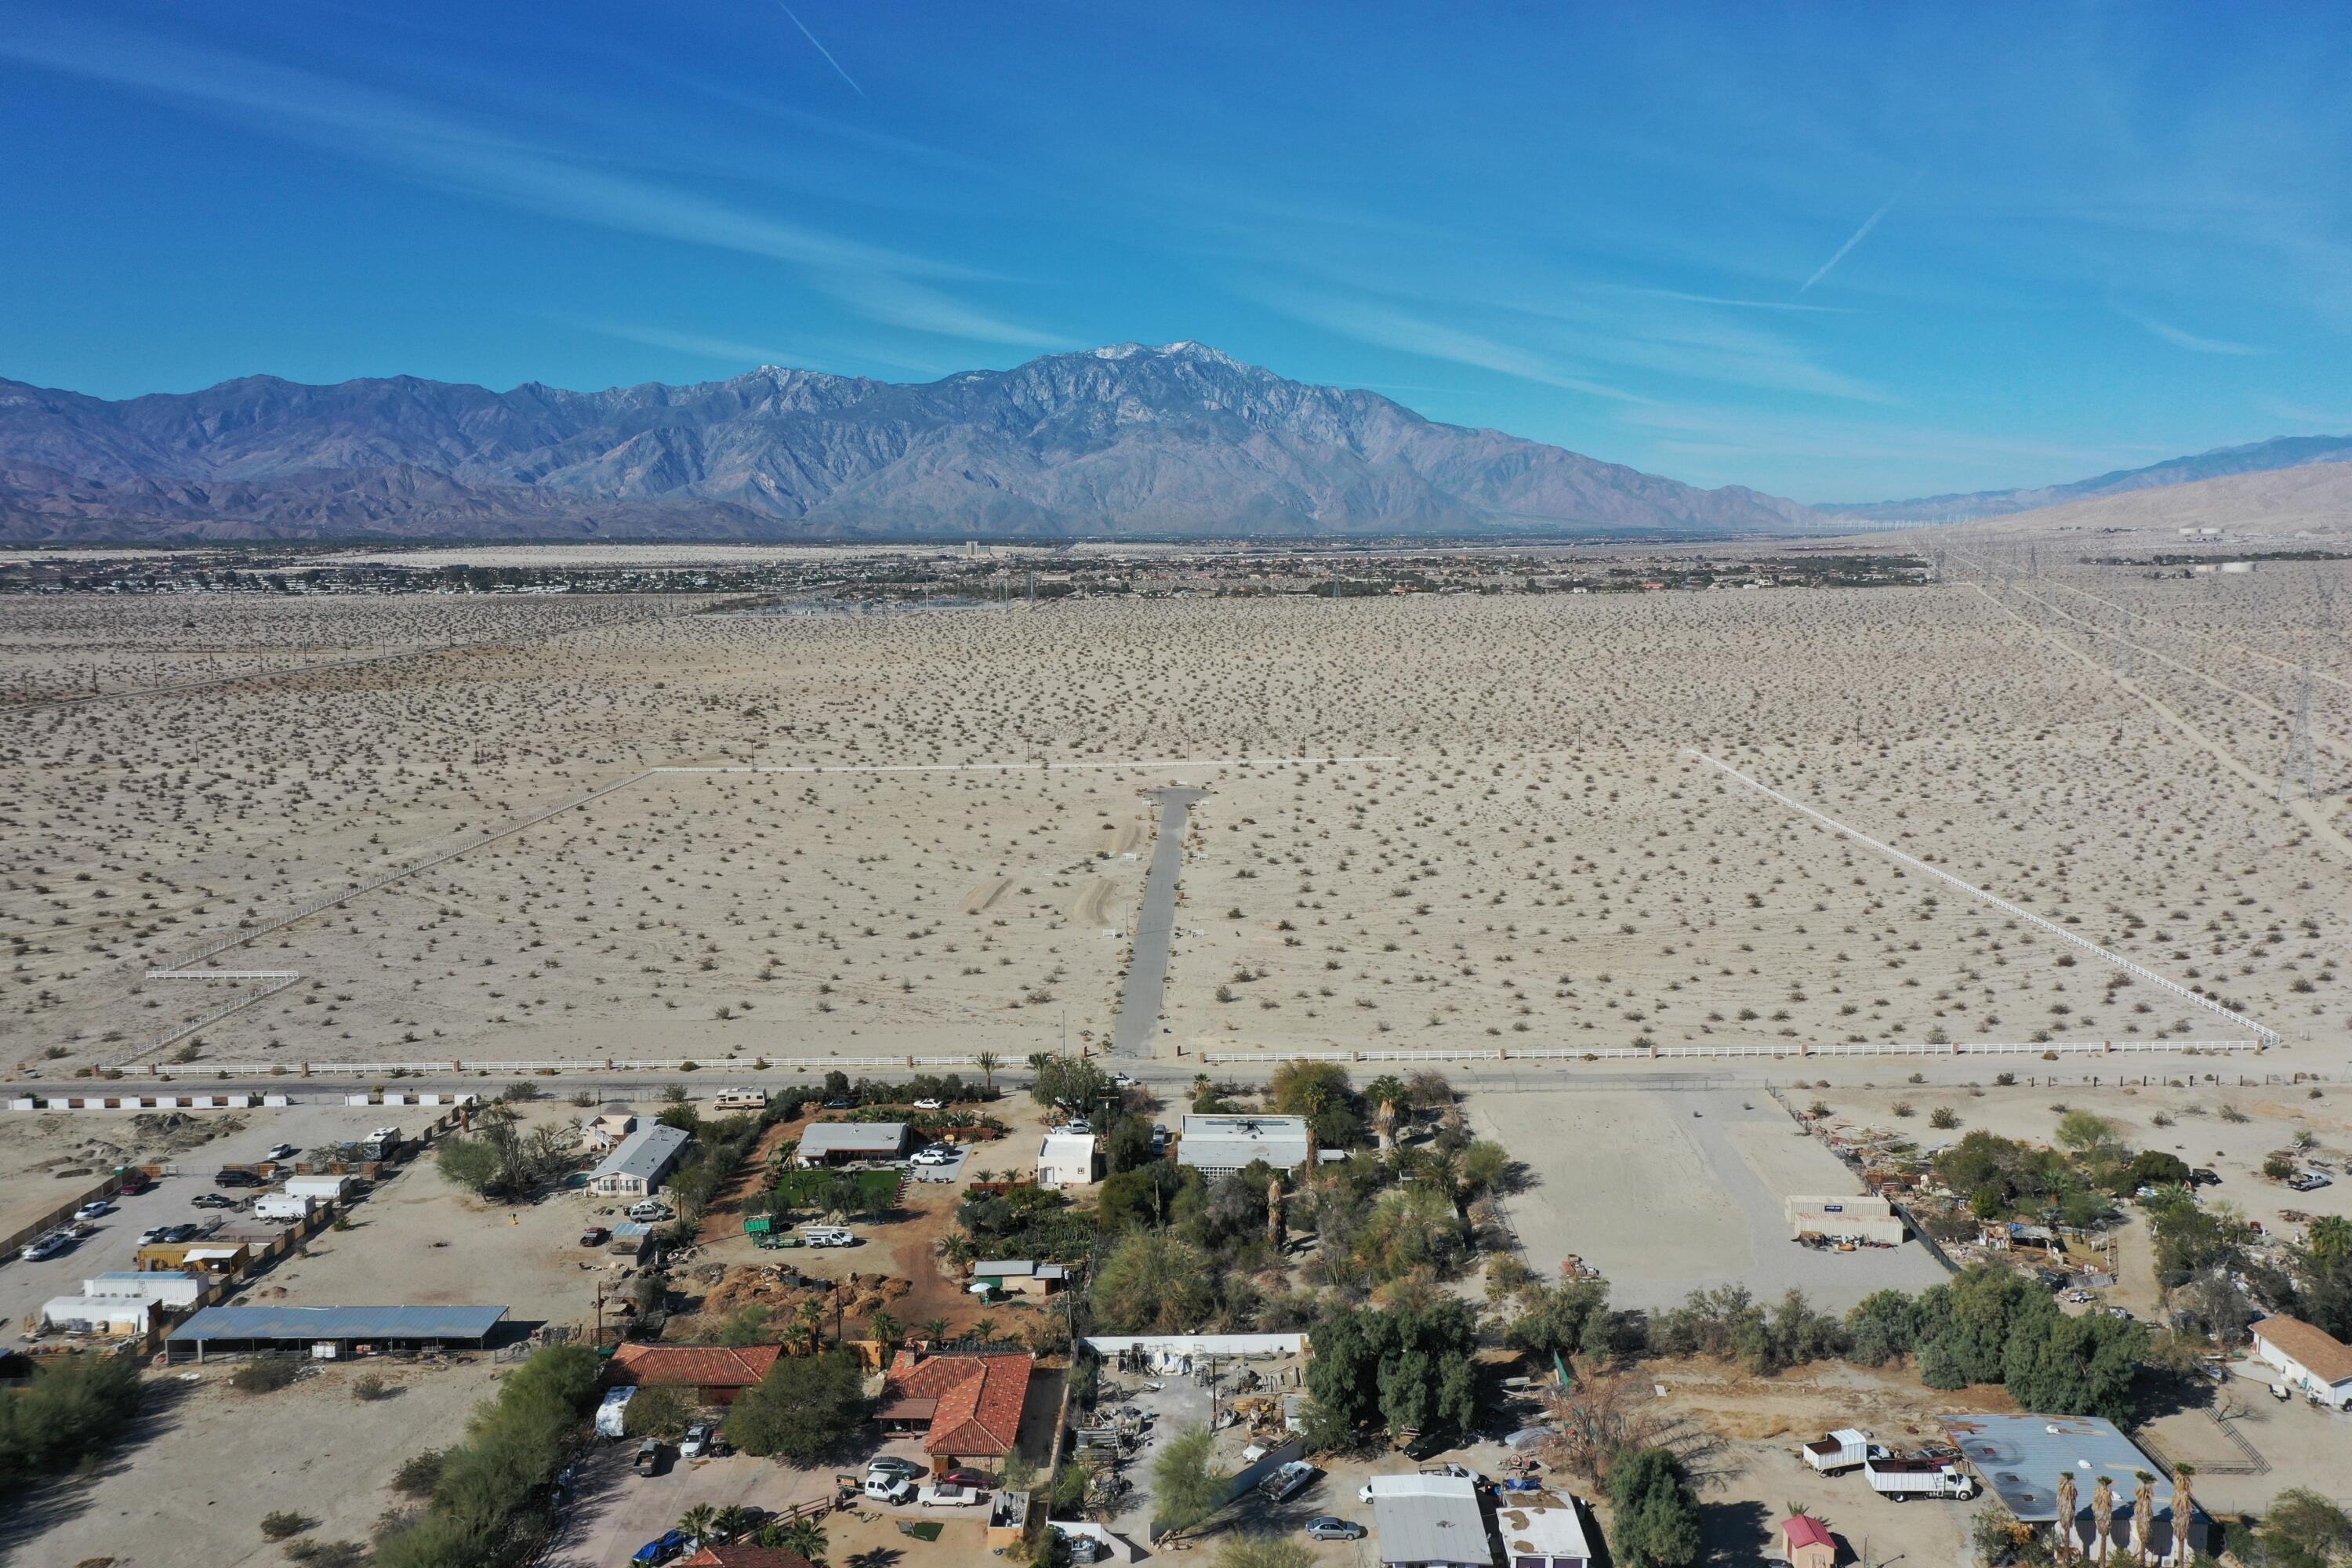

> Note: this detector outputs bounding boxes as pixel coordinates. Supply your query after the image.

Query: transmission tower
[2280,667,2319,803]
[2314,568,2339,632]
[2111,605,2137,678]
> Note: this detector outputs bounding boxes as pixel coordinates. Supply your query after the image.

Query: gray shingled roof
[590,1122,692,1182]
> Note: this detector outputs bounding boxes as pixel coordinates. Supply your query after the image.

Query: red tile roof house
[608,1342,782,1406]
[681,1548,817,1568]
[878,1349,1034,1473]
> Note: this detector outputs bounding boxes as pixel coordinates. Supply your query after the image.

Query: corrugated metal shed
[168,1305,508,1343]
[1175,1113,1312,1173]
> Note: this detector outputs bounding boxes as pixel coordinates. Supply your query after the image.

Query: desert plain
[2,550,2348,1081]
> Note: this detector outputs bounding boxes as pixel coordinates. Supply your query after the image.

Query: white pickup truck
[1864,1456,1977,1500]
[1802,1428,1889,1474]
[919,1483,987,1508]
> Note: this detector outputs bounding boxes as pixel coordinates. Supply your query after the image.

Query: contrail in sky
[776,2,868,99]
[1797,191,1900,295]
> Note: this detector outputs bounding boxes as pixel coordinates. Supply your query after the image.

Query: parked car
[803,1226,856,1247]
[191,1192,234,1209]
[1111,1073,1137,1088]
[867,1456,926,1480]
[911,1145,956,1166]
[919,1483,985,1508]
[1261,1461,1319,1504]
[941,1467,990,1489]
[580,1225,612,1247]
[863,1475,916,1505]
[1059,1118,1091,1135]
[1305,1517,1366,1541]
[633,1439,665,1477]
[265,1143,299,1162]
[2190,1167,2223,1186]
[213,1170,263,1189]
[74,1199,114,1220]
[912,1098,944,1111]
[137,1225,174,1246]
[162,1223,201,1243]
[117,1171,154,1196]
[1402,1428,1455,1461]
[681,1421,720,1459]
[822,1098,854,1110]
[627,1201,673,1221]
[632,1527,691,1563]
[23,1232,71,1261]
[2066,1290,2094,1304]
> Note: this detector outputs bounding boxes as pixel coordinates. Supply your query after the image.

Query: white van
[804,1226,856,1248]
[863,1475,916,1504]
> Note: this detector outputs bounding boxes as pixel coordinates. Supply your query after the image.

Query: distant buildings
[588,1122,692,1197]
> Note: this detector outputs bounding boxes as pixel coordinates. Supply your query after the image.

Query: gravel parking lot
[1476,1085,1947,1312]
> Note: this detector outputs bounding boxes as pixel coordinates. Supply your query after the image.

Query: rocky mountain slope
[0,343,1813,542]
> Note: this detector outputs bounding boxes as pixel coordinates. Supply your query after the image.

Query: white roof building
[1368,1472,1493,1568]
[85,1270,203,1308]
[1496,1494,1592,1568]
[1175,1113,1315,1175]
[587,1122,693,1196]
[42,1294,158,1334]
[2252,1316,2352,1410]
[1036,1131,1100,1188]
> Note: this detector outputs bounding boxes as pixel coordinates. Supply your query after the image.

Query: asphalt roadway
[1112,786,1207,1057]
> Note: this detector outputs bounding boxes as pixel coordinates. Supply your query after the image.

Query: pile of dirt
[695,1262,912,1326]
[125,1111,245,1156]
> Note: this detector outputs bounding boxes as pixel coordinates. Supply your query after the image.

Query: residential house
[971,1259,1067,1297]
[1174,1114,1315,1177]
[608,1342,782,1406]
[2251,1316,2352,1410]
[797,1122,910,1167]
[1369,1473,1494,1568]
[1497,1494,1591,1568]
[588,1122,692,1197]
[878,1349,1034,1473]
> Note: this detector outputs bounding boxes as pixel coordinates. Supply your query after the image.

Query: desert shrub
[352,1374,393,1402]
[390,1450,445,1498]
[262,1509,314,1540]
[1607,1446,1701,1568]
[232,1358,303,1394]
[0,1352,143,1491]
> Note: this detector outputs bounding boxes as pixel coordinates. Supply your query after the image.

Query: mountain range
[3,343,2343,544]
[1821,432,2352,524]
[0,343,1811,543]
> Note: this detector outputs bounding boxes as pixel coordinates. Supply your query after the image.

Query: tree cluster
[1305,1299,1479,1443]
[724,1347,873,1465]
[0,1354,143,1499]
[1606,1447,1702,1568]
[373,1343,601,1568]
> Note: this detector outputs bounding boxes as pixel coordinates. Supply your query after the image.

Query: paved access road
[1112,786,1206,1056]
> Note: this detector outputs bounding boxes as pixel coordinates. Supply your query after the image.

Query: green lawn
[772,1167,903,1214]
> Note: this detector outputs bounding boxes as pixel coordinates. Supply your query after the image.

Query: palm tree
[678,1503,718,1547]
[2310,1214,2352,1261]
[710,1505,754,1543]
[870,1307,905,1352]
[2169,1465,2194,1566]
[2132,1472,2157,1566]
[2092,1475,2117,1566]
[2056,1472,2079,1563]
[920,1316,949,1346]
[779,1515,829,1565]
[975,1051,1001,1094]
[974,1315,1000,1344]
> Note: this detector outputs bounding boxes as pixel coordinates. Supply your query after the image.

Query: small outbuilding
[42,1295,158,1336]
[1497,1493,1592,1568]
[85,1270,203,1308]
[971,1259,1068,1297]
[1781,1513,1836,1568]
[1036,1131,1100,1189]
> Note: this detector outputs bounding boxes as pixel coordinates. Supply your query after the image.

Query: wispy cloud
[1798,191,1902,295]
[1608,285,1852,315]
[1250,285,1647,404]
[2112,303,2264,357]
[774,2,868,101]
[571,321,829,370]
[0,12,1056,347]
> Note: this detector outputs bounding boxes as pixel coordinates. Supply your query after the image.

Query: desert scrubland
[4,561,2348,1076]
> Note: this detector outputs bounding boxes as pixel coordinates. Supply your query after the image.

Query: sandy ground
[0,1356,495,1568]
[1477,1085,1948,1312]
[6,572,2343,1081]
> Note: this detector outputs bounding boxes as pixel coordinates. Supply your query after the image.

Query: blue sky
[2,1,2347,503]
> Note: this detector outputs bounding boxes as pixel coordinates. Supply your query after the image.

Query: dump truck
[1802,1428,1886,1474]
[1864,1455,1976,1500]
